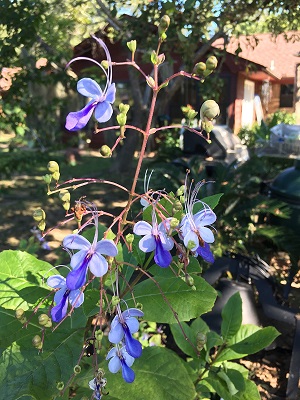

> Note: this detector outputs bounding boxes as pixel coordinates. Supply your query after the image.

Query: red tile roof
[213,31,300,79]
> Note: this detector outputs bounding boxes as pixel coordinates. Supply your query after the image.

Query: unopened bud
[125,233,134,244]
[193,62,206,76]
[157,53,165,64]
[127,40,137,53]
[170,218,179,229]
[52,171,60,182]
[37,220,46,231]
[117,112,127,126]
[200,100,220,121]
[201,120,214,133]
[111,296,120,306]
[196,332,207,350]
[47,161,59,174]
[15,308,27,324]
[59,190,70,203]
[101,60,109,69]
[33,208,46,222]
[146,76,155,88]
[206,56,218,70]
[119,103,130,114]
[62,201,70,211]
[42,174,52,185]
[185,274,194,287]
[38,313,52,328]
[159,15,170,31]
[151,50,159,65]
[176,185,185,197]
[172,199,182,212]
[100,145,112,157]
[32,335,43,350]
[136,302,143,311]
[95,330,104,341]
[187,109,198,120]
[187,240,196,250]
[73,365,81,374]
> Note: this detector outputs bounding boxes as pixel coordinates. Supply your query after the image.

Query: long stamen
[92,36,112,92]
[65,56,109,83]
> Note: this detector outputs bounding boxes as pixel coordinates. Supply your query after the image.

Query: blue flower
[65,36,116,131]
[106,345,136,383]
[180,179,216,256]
[47,275,84,322]
[108,307,144,358]
[133,211,174,268]
[63,234,118,291]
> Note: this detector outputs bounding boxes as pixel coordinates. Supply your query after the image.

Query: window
[280,84,294,108]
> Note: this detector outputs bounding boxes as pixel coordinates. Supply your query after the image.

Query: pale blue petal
[94,101,113,123]
[138,234,156,252]
[77,78,102,98]
[133,221,152,236]
[108,320,124,343]
[198,226,215,243]
[65,101,95,131]
[63,234,91,251]
[68,289,84,308]
[70,249,88,270]
[183,230,199,251]
[122,308,144,318]
[88,252,108,277]
[126,318,139,334]
[194,209,216,226]
[47,275,66,289]
[105,83,116,103]
[122,349,135,367]
[95,239,118,257]
[108,356,121,373]
[159,231,174,251]
[106,347,117,360]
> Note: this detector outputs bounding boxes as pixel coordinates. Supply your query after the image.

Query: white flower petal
[183,230,199,251]
[63,234,91,250]
[138,234,156,252]
[198,226,215,243]
[194,209,216,226]
[68,290,84,308]
[95,239,118,257]
[133,221,152,236]
[47,275,66,289]
[70,249,88,270]
[88,253,108,277]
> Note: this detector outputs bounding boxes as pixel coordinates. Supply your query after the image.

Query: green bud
[47,161,59,174]
[100,145,112,157]
[187,109,198,120]
[146,76,155,88]
[56,382,64,391]
[160,32,167,41]
[59,189,70,203]
[15,308,27,324]
[37,220,46,231]
[32,335,43,350]
[193,62,206,75]
[117,112,127,126]
[170,218,179,229]
[151,50,159,65]
[176,185,185,197]
[136,302,143,311]
[101,60,109,69]
[112,295,120,306]
[33,208,46,222]
[125,233,134,244]
[42,174,52,185]
[202,69,213,78]
[73,365,81,374]
[201,120,214,133]
[187,240,196,250]
[157,53,165,65]
[196,332,207,350]
[200,100,220,121]
[185,274,194,287]
[38,313,52,328]
[172,199,182,212]
[119,103,130,114]
[95,330,104,341]
[159,15,170,31]
[52,170,60,182]
[127,40,137,53]
[206,55,218,70]
[62,201,70,211]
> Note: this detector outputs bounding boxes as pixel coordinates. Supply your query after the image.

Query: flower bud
[201,120,214,133]
[176,185,185,197]
[185,274,194,287]
[101,60,109,70]
[16,308,27,324]
[172,199,182,213]
[196,332,207,351]
[111,295,120,306]
[37,220,46,231]
[187,240,196,250]
[119,103,130,114]
[52,171,60,182]
[32,335,43,350]
[73,365,81,374]
[151,50,159,65]
[38,313,52,328]
[95,330,104,341]
[62,201,70,211]
[170,218,179,229]
[59,190,70,203]
[157,53,165,65]
[127,40,137,53]
[125,233,134,244]
[193,62,206,76]
[42,174,52,185]
[146,76,155,88]
[159,15,170,31]
[47,161,59,174]
[100,145,112,157]
[136,302,143,310]
[200,100,220,121]
[117,112,127,126]
[206,56,218,70]
[56,382,64,391]
[33,208,46,222]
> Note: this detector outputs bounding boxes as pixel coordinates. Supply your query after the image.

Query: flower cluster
[107,306,144,383]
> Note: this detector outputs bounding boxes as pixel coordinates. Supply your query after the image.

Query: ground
[0,143,299,399]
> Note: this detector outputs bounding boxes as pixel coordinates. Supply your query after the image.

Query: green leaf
[125,275,217,323]
[233,379,261,400]
[193,193,223,213]
[0,307,85,400]
[102,347,197,400]
[0,250,52,310]
[221,292,242,341]
[170,317,209,358]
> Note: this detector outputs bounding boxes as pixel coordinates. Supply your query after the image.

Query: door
[241,79,255,128]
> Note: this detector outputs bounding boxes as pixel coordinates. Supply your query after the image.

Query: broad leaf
[125,275,217,323]
[221,292,242,341]
[193,193,223,213]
